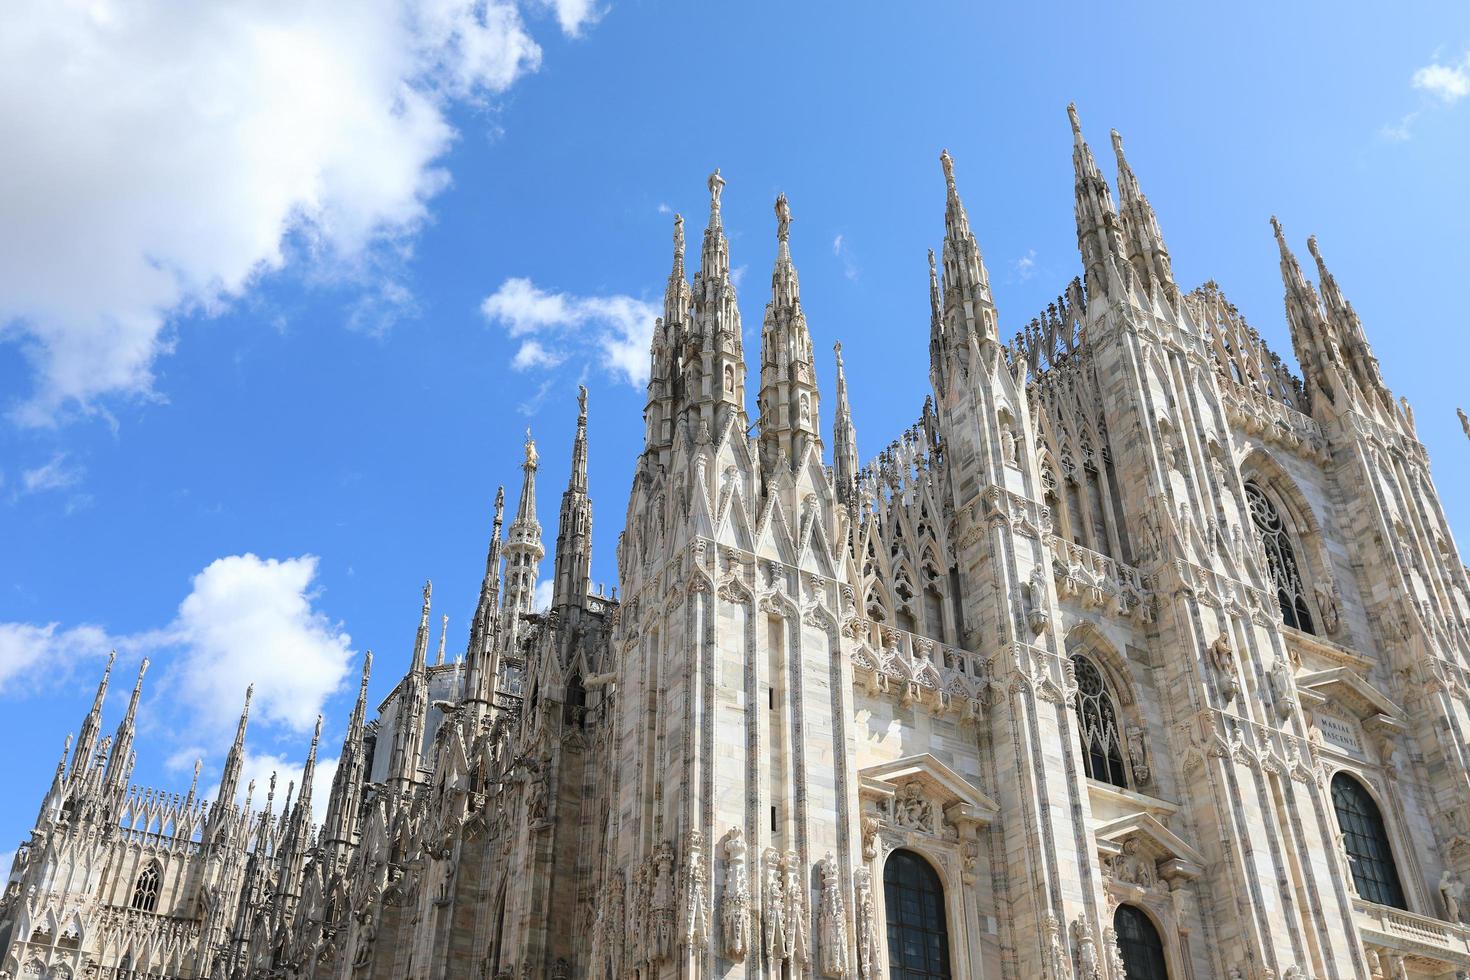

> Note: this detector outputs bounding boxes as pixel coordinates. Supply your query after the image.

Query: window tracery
[131,863,160,913]
[1071,654,1128,788]
[1244,481,1315,634]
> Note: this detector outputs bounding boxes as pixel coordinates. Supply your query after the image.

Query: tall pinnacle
[410,580,432,674]
[934,149,998,360]
[298,714,323,809]
[503,431,545,630]
[1110,128,1177,304]
[105,658,149,790]
[1307,233,1392,414]
[832,342,859,496]
[322,652,372,852]
[435,613,449,666]
[758,192,821,476]
[71,650,115,779]
[1069,103,1130,302]
[553,386,594,612]
[217,684,254,807]
[466,489,505,708]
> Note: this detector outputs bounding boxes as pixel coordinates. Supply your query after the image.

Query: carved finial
[1270,215,1284,241]
[422,579,433,608]
[1067,102,1082,136]
[833,340,843,361]
[1459,408,1469,440]
[775,193,792,243]
[577,384,588,418]
[436,614,448,666]
[1306,234,1322,261]
[523,429,538,468]
[673,212,684,255]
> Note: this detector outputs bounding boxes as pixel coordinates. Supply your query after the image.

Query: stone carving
[783,851,810,964]
[861,814,881,861]
[1313,578,1341,634]
[651,840,676,961]
[681,829,710,947]
[1044,911,1068,980]
[1209,634,1239,704]
[1441,868,1465,923]
[1072,917,1102,980]
[1125,725,1150,785]
[1102,926,1127,980]
[1111,838,1156,888]
[1025,564,1051,635]
[853,868,881,980]
[763,847,787,962]
[817,854,849,977]
[895,782,935,833]
[720,828,750,960]
[1270,657,1296,720]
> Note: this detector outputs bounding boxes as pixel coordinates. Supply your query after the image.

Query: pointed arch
[883,848,952,979]
[130,861,161,913]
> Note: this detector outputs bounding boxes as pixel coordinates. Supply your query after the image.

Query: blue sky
[2,1,1469,857]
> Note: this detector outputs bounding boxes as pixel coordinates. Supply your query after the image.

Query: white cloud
[0,851,15,878]
[831,234,844,255]
[1413,60,1470,104]
[831,234,859,281]
[540,0,603,36]
[20,452,84,494]
[656,202,672,215]
[480,277,656,386]
[1013,249,1038,282]
[0,622,113,694]
[512,339,566,372]
[169,555,353,737]
[730,265,748,289]
[0,0,559,425]
[533,580,554,611]
[211,749,339,824]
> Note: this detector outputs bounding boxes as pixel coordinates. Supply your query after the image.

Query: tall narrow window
[131,863,160,913]
[1331,773,1407,909]
[884,850,951,980]
[1071,654,1128,788]
[1244,482,1315,634]
[1114,904,1169,979]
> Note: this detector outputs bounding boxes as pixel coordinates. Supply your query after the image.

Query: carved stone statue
[1441,868,1465,923]
[1126,725,1151,785]
[895,782,934,833]
[651,840,675,961]
[681,829,710,947]
[1072,916,1102,980]
[853,868,881,980]
[763,847,787,961]
[783,851,809,964]
[1313,578,1341,634]
[720,828,750,960]
[1209,634,1239,703]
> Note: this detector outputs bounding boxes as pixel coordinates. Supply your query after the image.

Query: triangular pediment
[859,753,998,825]
[1094,812,1204,874]
[1296,667,1401,721]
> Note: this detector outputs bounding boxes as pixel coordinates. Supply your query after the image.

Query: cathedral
[5,104,1470,980]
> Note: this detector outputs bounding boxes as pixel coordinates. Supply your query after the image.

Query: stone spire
[683,168,748,439]
[552,386,593,613]
[1068,104,1130,302]
[435,613,448,666]
[388,582,432,793]
[70,650,114,780]
[104,658,148,791]
[1110,128,1177,306]
[465,489,504,709]
[832,342,859,497]
[758,193,822,477]
[647,214,691,452]
[1307,234,1394,416]
[936,149,998,350]
[217,684,254,807]
[322,652,372,856]
[501,432,544,632]
[1271,216,1341,409]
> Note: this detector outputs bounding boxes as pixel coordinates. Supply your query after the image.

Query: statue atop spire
[758,189,820,477]
[832,341,859,497]
[708,167,725,218]
[775,192,792,243]
[554,384,594,612]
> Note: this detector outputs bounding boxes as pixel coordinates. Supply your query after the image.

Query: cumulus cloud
[1413,60,1470,103]
[533,580,554,611]
[1384,49,1470,140]
[0,0,599,425]
[480,277,656,386]
[0,622,114,694]
[168,555,354,737]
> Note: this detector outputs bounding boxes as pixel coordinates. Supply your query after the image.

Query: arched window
[1331,773,1407,909]
[1071,654,1128,788]
[1244,481,1315,634]
[564,674,586,727]
[1114,904,1168,979]
[130,863,160,913]
[884,850,951,980]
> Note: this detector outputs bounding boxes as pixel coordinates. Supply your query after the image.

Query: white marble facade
[5,106,1470,980]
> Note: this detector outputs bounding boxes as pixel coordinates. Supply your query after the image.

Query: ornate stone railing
[847,620,989,722]
[1216,375,1328,462]
[1048,536,1154,624]
[1353,897,1470,964]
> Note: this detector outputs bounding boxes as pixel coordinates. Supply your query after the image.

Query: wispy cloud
[1383,49,1470,141]
[657,202,672,215]
[1013,249,1038,282]
[832,234,859,281]
[20,452,83,494]
[480,277,656,387]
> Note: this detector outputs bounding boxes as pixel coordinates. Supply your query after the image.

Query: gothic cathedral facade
[5,106,1470,980]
